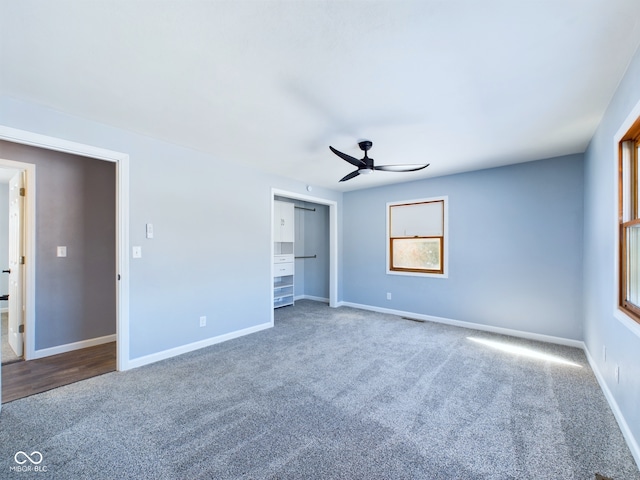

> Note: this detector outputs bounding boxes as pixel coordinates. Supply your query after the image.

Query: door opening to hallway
[0,141,118,403]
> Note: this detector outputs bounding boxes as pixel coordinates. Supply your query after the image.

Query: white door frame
[0,125,130,372]
[271,188,338,324]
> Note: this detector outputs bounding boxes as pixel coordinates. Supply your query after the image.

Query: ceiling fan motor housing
[358,140,373,152]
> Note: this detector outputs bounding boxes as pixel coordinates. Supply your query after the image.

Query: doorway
[0,125,130,410]
[0,160,31,368]
[0,169,23,365]
[271,189,338,325]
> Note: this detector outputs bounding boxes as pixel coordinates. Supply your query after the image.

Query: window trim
[618,124,640,325]
[386,196,448,278]
[615,105,640,330]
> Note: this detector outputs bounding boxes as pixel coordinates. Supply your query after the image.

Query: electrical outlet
[615,365,620,384]
[386,292,392,300]
[603,345,606,362]
[199,316,206,327]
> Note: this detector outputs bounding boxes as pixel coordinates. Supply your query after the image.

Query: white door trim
[0,125,130,371]
[271,188,338,325]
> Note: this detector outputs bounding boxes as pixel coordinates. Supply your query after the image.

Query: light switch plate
[57,246,67,257]
[132,246,142,258]
[146,223,154,239]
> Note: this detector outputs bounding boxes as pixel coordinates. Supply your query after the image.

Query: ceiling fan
[329,140,429,182]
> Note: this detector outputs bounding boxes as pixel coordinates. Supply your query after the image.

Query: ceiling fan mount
[358,140,373,152]
[329,140,429,182]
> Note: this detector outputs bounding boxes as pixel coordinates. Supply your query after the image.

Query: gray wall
[343,154,584,340]
[583,43,640,457]
[0,140,116,349]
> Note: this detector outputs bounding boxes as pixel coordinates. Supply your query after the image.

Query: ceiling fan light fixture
[358,167,373,175]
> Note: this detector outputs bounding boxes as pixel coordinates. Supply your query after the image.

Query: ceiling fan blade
[330,146,365,167]
[374,164,430,172]
[339,170,361,182]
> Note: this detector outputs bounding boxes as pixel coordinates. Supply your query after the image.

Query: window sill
[614,308,640,339]
[386,269,448,279]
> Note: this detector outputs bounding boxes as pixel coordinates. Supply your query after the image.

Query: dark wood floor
[1,342,116,403]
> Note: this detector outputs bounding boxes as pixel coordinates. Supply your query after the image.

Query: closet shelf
[274,200,295,309]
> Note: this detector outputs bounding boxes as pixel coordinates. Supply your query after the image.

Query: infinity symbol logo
[14,451,43,465]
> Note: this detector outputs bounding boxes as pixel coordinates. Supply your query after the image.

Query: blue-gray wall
[303,203,330,300]
[343,154,584,340]
[583,43,640,458]
[0,97,343,359]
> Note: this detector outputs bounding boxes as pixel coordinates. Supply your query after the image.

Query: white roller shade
[622,140,634,222]
[390,201,443,237]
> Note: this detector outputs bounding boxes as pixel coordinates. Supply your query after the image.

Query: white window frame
[386,195,448,278]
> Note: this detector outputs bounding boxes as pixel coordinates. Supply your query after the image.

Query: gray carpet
[0,300,638,479]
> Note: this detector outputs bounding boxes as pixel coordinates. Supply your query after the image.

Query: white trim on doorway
[0,125,131,372]
[271,189,338,326]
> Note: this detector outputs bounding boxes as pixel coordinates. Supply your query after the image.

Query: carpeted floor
[0,300,638,479]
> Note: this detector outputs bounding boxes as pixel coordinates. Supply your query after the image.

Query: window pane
[390,201,443,237]
[622,141,634,222]
[392,238,441,271]
[627,224,640,306]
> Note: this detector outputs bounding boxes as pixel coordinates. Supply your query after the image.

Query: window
[387,197,447,276]
[618,116,640,324]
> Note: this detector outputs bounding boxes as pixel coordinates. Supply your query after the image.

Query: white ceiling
[2,1,640,192]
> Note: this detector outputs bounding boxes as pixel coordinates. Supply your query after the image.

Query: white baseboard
[339,302,584,348]
[31,333,116,359]
[295,295,330,303]
[127,322,273,370]
[583,345,640,470]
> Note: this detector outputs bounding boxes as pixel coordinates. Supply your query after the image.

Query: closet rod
[295,255,317,259]
[294,206,316,212]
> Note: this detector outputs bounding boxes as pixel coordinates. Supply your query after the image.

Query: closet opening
[270,189,338,323]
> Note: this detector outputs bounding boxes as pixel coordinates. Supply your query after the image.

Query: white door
[7,171,24,358]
